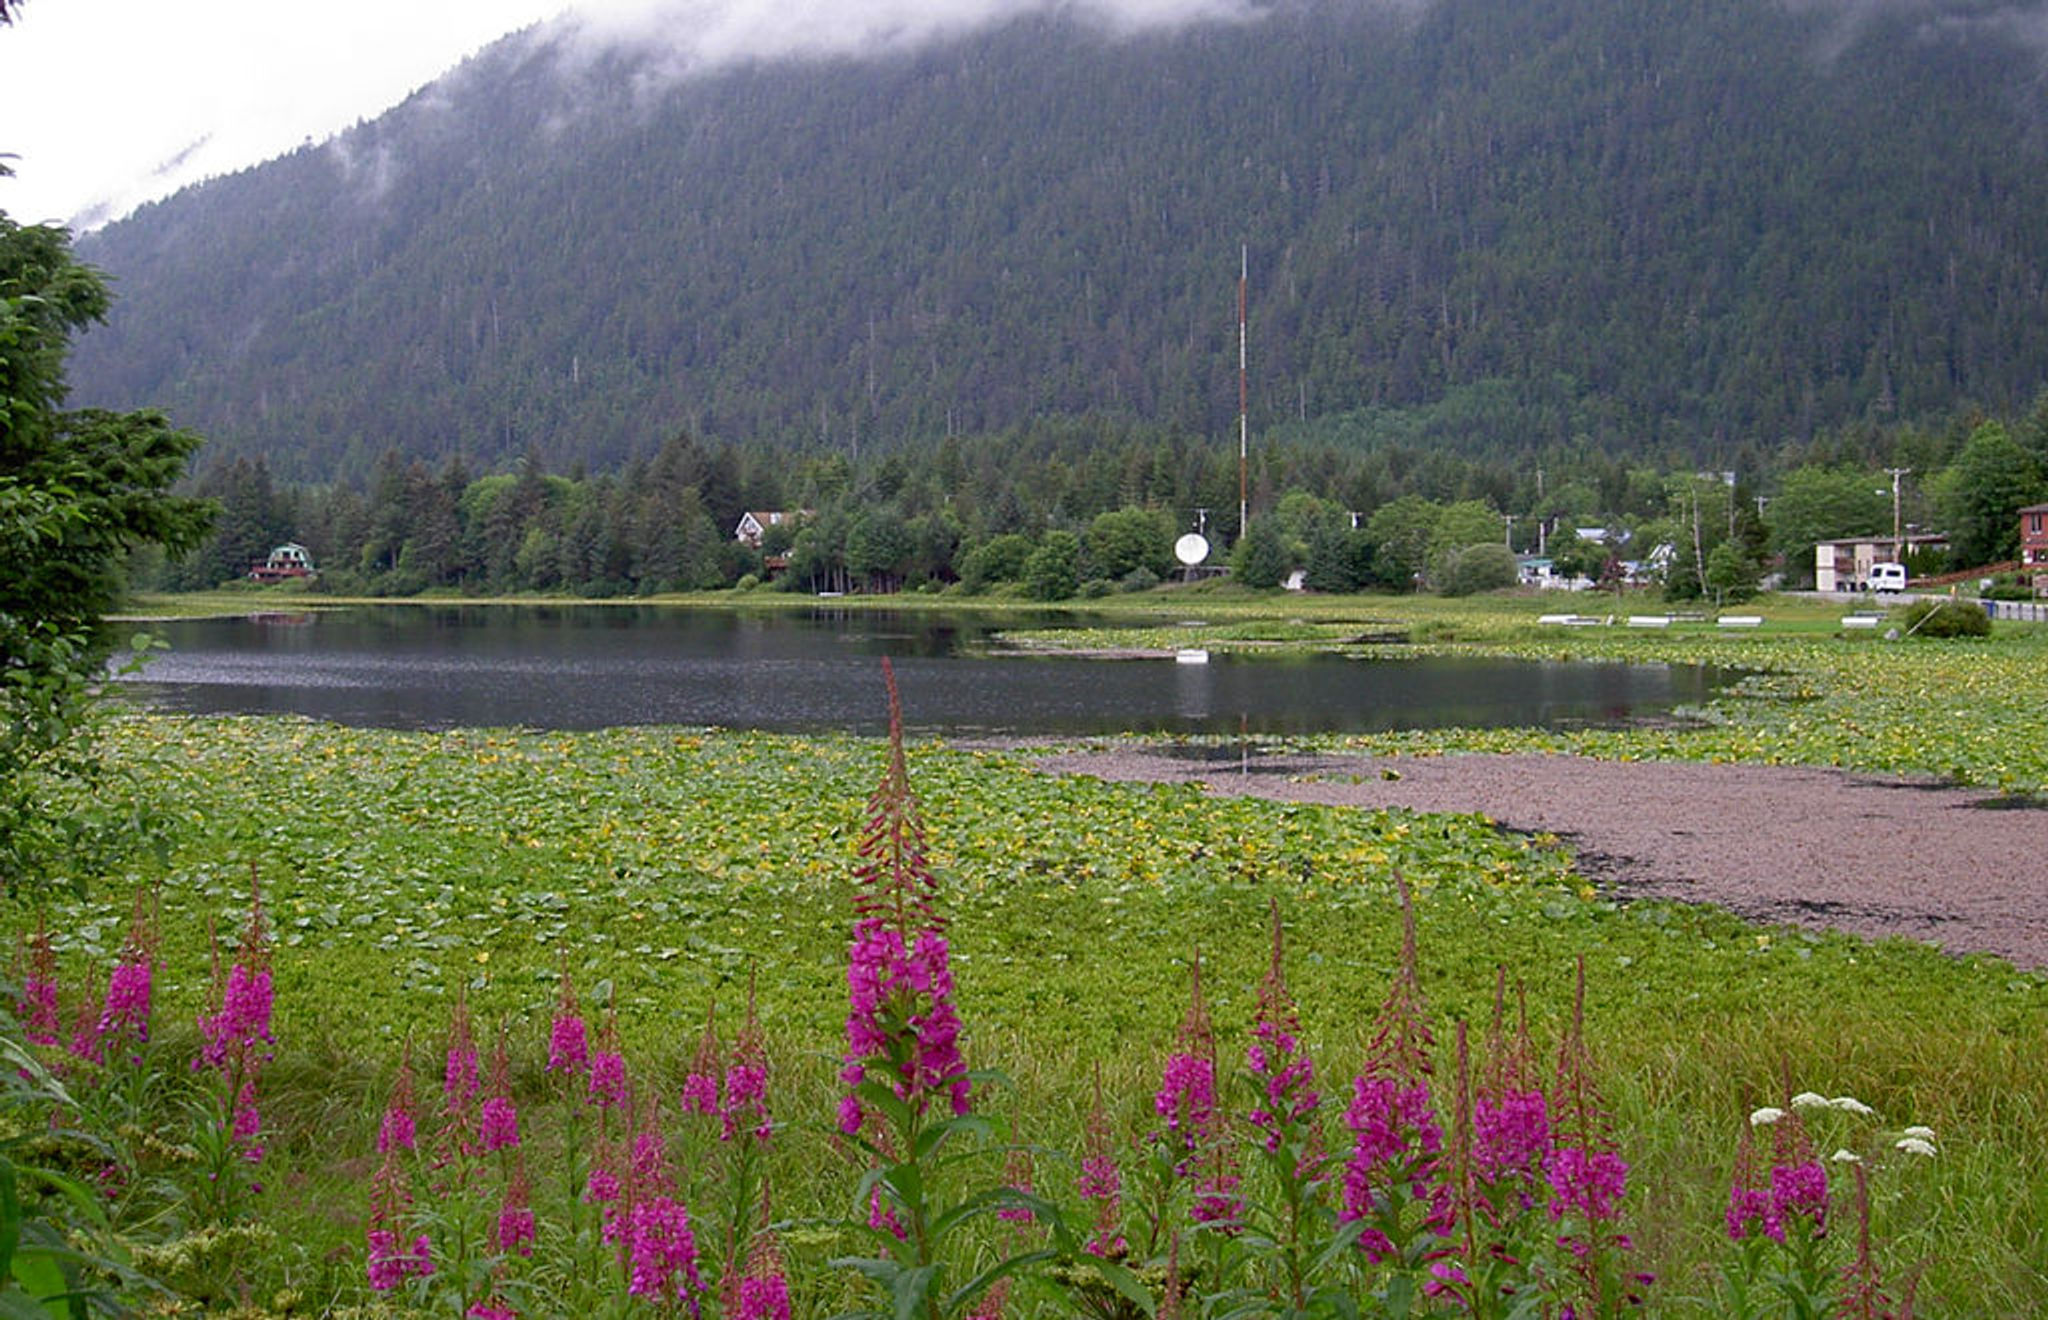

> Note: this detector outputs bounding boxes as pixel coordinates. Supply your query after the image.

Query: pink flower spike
[548,964,588,1075]
[479,1095,519,1152]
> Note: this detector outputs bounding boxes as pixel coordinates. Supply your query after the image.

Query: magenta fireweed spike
[841,658,970,1137]
[479,1024,519,1154]
[723,975,770,1144]
[682,1003,720,1117]
[1246,900,1320,1160]
[17,921,59,1048]
[1078,1064,1126,1257]
[547,959,589,1077]
[1155,948,1219,1177]
[96,888,158,1061]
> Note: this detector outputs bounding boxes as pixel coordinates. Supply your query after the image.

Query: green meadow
[14,591,2048,1314]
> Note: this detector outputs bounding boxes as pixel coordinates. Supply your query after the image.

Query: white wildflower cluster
[1789,1092,1874,1116]
[1894,1125,1938,1159]
[1759,1089,1938,1160]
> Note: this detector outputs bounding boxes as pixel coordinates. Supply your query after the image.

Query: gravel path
[1036,748,2048,970]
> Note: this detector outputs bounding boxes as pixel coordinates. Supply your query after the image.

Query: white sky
[0,0,1276,232]
[0,1,567,229]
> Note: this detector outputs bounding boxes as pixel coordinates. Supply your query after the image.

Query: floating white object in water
[1175,648,1210,665]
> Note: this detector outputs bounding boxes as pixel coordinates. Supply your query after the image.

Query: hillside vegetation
[68,0,2048,482]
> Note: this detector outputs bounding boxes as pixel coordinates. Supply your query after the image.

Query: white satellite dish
[1174,533,1210,566]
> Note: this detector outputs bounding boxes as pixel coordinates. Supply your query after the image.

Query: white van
[1869,562,1908,593]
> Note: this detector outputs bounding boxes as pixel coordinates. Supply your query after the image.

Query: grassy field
[13,588,2048,1314]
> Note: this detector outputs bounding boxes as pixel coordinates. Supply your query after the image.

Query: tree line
[151,399,2048,602]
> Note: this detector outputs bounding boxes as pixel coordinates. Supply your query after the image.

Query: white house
[733,510,806,548]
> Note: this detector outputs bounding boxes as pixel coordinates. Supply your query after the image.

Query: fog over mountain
[66,0,2048,482]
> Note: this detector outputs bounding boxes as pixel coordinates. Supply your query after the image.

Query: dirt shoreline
[1034,747,2048,971]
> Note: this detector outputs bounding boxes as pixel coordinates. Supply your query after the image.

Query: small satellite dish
[1174,533,1210,566]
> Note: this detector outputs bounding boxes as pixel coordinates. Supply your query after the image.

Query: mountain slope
[67,0,2048,481]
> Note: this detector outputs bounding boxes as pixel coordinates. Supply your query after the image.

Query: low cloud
[554,0,1278,81]
[1778,0,2048,65]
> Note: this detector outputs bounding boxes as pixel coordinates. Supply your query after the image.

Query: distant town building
[1814,533,1949,592]
[249,543,316,584]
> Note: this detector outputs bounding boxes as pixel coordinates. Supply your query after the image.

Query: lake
[118,605,1731,736]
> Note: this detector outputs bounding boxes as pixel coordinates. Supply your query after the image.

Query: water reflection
[119,606,1729,736]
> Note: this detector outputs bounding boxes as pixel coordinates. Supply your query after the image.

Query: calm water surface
[120,606,1730,736]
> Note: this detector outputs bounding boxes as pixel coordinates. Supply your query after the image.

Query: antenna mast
[1238,245,1249,539]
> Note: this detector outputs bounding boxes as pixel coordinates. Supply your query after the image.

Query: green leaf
[0,1161,18,1287]
[944,1247,1057,1315]
[889,1263,940,1320]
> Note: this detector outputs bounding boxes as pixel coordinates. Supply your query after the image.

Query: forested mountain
[64,0,2048,483]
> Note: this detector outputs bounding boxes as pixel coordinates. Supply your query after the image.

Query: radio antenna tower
[1237,245,1249,539]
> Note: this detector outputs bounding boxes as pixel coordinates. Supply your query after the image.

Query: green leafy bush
[1891,599,1991,638]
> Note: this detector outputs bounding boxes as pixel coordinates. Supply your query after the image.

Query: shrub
[1120,567,1161,593]
[1023,531,1082,601]
[1438,543,1519,597]
[1892,598,1991,638]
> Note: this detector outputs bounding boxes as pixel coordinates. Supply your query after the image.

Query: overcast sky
[0,0,1276,232]
[0,1,571,229]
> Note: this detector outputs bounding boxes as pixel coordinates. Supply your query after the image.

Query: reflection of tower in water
[1172,650,1213,722]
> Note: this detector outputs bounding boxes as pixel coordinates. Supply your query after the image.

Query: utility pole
[1503,513,1517,550]
[1885,468,1912,563]
[1237,245,1249,541]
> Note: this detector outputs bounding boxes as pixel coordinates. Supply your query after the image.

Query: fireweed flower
[682,1007,721,1117]
[478,1023,519,1153]
[96,889,158,1057]
[232,1081,265,1163]
[585,1133,623,1207]
[67,967,106,1066]
[1473,1087,1550,1187]
[998,1146,1035,1224]
[738,1274,792,1320]
[1769,1158,1829,1237]
[1762,1104,1827,1241]
[443,994,479,1117]
[378,1044,418,1155]
[1191,1149,1245,1232]
[366,1231,434,1291]
[547,963,589,1076]
[479,1095,519,1153]
[199,962,274,1069]
[1154,950,1220,1176]
[630,1089,673,1202]
[841,660,972,1136]
[366,1139,429,1291]
[17,923,60,1048]
[1078,1067,1126,1256]
[589,1015,630,1112]
[1546,957,1636,1299]
[626,1196,704,1305]
[1246,901,1319,1157]
[868,1183,907,1240]
[736,1233,794,1320]
[495,1160,537,1257]
[722,981,771,1144]
[1724,1121,1774,1242]
[1341,881,1445,1259]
